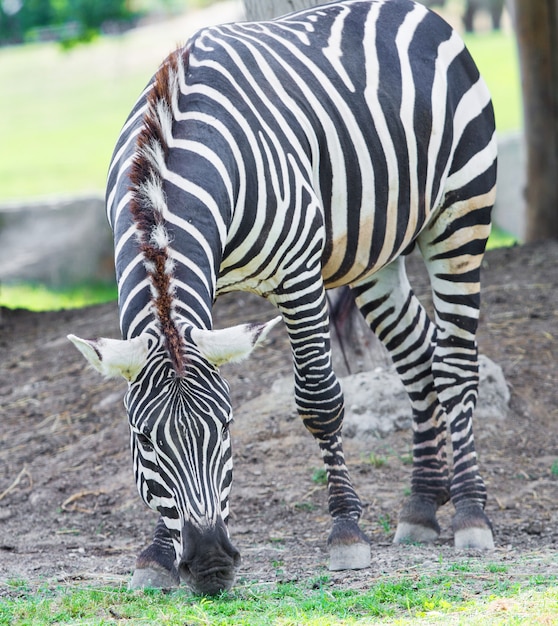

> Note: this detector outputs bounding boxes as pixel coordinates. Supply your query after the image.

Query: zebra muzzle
[178,518,241,595]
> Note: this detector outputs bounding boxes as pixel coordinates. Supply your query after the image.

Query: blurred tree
[243,0,326,21]
[462,0,505,31]
[0,0,132,44]
[422,0,505,32]
[512,0,558,241]
[243,0,505,31]
[0,0,52,43]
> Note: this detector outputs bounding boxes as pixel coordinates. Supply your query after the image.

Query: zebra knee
[295,374,345,437]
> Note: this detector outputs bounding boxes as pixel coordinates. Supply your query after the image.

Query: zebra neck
[116,228,223,340]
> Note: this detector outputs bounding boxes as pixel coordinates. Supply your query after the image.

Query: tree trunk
[512,0,558,241]
[243,0,328,21]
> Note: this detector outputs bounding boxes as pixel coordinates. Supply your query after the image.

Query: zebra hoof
[393,496,440,545]
[393,521,439,545]
[327,517,370,570]
[453,505,494,550]
[454,526,495,550]
[129,566,180,590]
[329,542,371,570]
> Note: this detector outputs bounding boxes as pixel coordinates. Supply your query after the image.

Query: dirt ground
[1,241,557,596]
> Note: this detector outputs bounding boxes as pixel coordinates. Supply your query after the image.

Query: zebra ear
[67,334,149,382]
[191,316,281,367]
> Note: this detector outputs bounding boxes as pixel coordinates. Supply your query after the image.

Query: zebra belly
[321,208,420,290]
[318,166,430,289]
[216,199,426,296]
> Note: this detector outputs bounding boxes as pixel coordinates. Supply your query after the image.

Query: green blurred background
[0,0,522,309]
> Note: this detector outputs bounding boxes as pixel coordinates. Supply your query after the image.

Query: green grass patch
[1,568,556,626]
[486,225,519,250]
[0,281,117,311]
[0,40,150,200]
[464,30,522,134]
[311,468,328,485]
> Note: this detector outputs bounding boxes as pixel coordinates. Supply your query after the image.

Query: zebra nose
[178,518,241,595]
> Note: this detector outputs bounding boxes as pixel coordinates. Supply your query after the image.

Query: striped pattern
[106,0,497,572]
[126,339,233,546]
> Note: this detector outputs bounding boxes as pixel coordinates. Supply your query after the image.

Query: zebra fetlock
[130,518,180,590]
[452,503,495,550]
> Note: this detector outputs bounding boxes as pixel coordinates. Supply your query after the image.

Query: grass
[486,225,519,250]
[464,30,522,134]
[0,281,117,311]
[1,565,556,625]
[0,1,229,201]
[363,452,388,469]
[311,468,329,485]
[0,41,142,199]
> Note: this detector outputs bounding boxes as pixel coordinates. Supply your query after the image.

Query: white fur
[156,99,174,146]
[150,223,170,250]
[164,257,176,276]
[191,316,281,367]
[148,282,160,301]
[67,334,149,382]
[140,172,166,216]
[143,259,156,274]
[142,139,167,175]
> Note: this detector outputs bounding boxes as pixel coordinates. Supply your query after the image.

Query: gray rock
[256,355,509,440]
[0,194,114,287]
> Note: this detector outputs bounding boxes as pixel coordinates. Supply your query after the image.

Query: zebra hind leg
[270,279,370,571]
[129,517,180,589]
[418,197,494,550]
[352,258,451,545]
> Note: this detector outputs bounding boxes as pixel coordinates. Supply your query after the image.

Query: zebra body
[69,0,496,595]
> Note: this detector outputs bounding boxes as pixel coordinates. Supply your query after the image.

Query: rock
[0,194,114,287]
[242,355,509,440]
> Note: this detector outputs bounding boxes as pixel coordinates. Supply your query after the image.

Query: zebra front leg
[352,259,451,545]
[270,284,370,570]
[295,351,370,570]
[129,517,180,589]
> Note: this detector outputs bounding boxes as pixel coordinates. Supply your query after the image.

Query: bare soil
[1,241,557,595]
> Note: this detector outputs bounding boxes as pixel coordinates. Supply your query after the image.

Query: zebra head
[68,315,279,594]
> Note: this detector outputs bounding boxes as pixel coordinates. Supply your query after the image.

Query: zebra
[68,0,497,596]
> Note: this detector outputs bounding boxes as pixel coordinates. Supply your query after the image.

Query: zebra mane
[129,47,188,376]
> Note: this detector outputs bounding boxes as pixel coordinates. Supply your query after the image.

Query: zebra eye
[136,432,154,451]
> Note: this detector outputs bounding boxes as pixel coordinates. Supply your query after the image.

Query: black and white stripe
[102,0,497,590]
